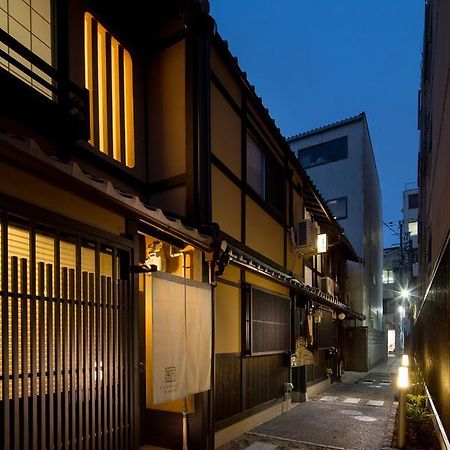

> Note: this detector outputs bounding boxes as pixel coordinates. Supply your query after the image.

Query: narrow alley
[221,356,400,450]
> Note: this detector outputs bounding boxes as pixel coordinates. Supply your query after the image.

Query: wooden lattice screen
[0,214,133,450]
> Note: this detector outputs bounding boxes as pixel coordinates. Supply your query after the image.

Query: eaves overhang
[0,132,214,252]
[223,241,365,321]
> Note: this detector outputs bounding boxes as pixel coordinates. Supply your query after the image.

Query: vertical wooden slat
[95,248,101,450]
[21,258,29,450]
[38,262,46,450]
[76,242,83,450]
[112,251,118,450]
[82,270,89,449]
[11,256,20,450]
[107,277,113,450]
[55,237,62,450]
[47,263,54,450]
[105,32,113,159]
[69,268,76,450]
[30,226,38,450]
[62,266,70,450]
[118,280,123,450]
[1,214,10,450]
[91,18,100,149]
[101,276,107,450]
[123,279,129,446]
[89,272,95,450]
[118,46,126,165]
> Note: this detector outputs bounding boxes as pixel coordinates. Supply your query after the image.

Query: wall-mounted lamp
[401,354,409,367]
[338,312,346,321]
[317,233,328,254]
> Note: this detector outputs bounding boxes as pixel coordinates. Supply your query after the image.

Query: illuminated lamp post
[398,362,409,448]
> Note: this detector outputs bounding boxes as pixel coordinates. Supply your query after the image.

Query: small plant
[406,393,431,420]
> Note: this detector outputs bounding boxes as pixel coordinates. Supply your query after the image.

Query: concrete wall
[289,116,383,331]
[362,123,383,330]
[290,121,364,256]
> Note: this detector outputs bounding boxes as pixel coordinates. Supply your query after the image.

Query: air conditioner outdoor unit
[320,276,335,296]
[296,220,319,254]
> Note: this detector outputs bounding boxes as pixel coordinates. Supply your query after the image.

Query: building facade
[288,114,385,371]
[416,0,450,439]
[0,1,363,448]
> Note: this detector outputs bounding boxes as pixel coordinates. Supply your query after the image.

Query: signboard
[291,337,314,367]
[150,272,211,405]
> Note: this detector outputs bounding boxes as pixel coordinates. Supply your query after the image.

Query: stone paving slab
[342,397,361,404]
[245,443,277,450]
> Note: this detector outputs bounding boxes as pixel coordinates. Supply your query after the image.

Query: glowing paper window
[84,12,135,168]
[0,0,53,97]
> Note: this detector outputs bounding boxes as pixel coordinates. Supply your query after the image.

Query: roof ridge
[286,112,365,141]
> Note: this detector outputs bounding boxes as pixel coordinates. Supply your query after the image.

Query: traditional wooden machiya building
[0,0,363,449]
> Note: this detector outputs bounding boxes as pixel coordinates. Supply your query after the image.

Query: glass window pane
[298,136,348,169]
[408,193,418,209]
[247,134,264,197]
[327,197,347,219]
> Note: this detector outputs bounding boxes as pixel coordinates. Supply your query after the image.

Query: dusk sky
[210,1,424,248]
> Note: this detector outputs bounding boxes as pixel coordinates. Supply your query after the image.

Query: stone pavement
[219,356,400,450]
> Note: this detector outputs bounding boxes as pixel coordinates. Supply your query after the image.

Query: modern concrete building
[416,0,450,440]
[288,113,384,370]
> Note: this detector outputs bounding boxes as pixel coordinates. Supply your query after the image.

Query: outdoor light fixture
[397,365,409,448]
[400,288,411,299]
[398,366,409,389]
[317,233,328,253]
[401,354,409,367]
[338,312,346,320]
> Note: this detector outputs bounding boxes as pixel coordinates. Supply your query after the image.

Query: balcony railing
[0,28,89,140]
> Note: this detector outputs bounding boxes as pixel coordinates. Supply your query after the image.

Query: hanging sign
[150,272,211,405]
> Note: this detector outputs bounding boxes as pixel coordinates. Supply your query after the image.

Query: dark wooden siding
[245,354,289,409]
[215,353,289,426]
[214,353,241,422]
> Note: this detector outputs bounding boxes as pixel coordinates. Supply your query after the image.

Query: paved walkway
[220,356,400,450]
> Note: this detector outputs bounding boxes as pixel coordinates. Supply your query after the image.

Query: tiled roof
[286,112,366,142]
[0,132,214,251]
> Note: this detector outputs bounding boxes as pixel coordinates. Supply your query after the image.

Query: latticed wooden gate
[0,209,134,449]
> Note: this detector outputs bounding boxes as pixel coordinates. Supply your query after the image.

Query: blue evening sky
[210,1,424,248]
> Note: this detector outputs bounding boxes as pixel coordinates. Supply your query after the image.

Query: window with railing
[0,0,53,98]
[84,12,135,168]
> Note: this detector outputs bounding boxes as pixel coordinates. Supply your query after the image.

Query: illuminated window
[382,269,394,284]
[84,12,135,168]
[408,221,418,236]
[0,0,53,97]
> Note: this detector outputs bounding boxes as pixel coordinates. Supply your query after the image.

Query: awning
[222,241,365,321]
[0,132,214,252]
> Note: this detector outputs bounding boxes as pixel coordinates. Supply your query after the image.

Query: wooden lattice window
[84,12,135,168]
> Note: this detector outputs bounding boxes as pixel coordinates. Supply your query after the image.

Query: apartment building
[288,114,385,371]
